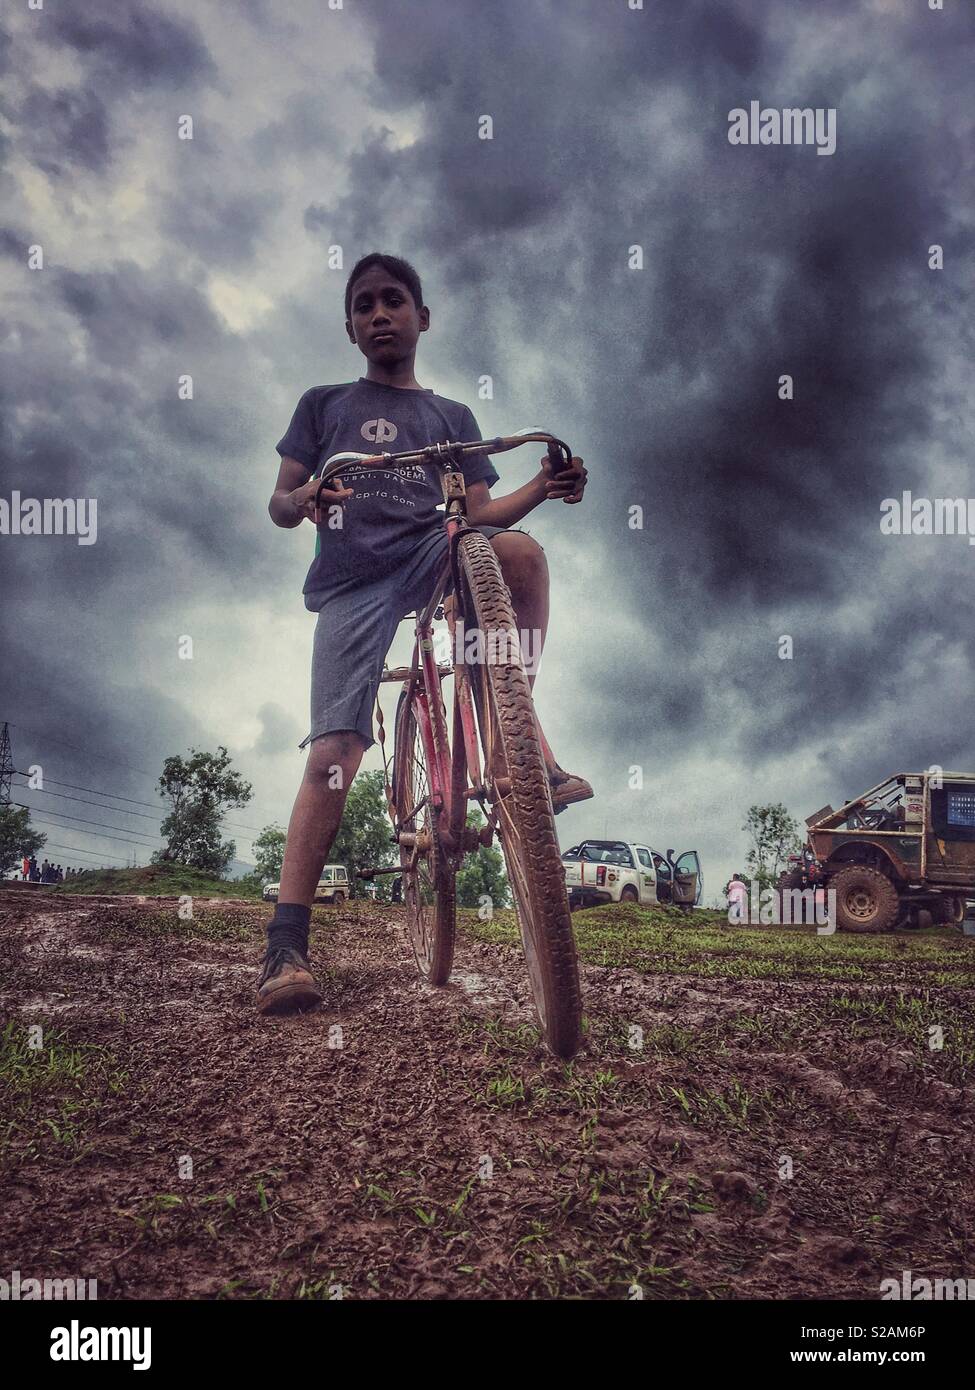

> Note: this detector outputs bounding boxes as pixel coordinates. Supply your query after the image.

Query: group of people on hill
[20,857,79,884]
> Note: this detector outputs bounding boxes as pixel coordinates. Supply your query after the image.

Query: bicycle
[313,429,584,1058]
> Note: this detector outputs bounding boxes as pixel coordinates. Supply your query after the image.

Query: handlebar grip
[313,475,346,515]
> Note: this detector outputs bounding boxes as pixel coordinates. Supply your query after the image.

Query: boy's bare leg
[257,730,366,1015]
[487,533,593,809]
[277,730,367,904]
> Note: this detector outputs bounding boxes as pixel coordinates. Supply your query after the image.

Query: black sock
[267,902,312,956]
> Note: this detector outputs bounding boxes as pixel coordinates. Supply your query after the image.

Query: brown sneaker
[256,946,323,1016]
[549,766,594,815]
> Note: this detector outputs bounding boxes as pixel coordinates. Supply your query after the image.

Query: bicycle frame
[384,533,480,861]
[314,431,572,864]
[381,498,505,862]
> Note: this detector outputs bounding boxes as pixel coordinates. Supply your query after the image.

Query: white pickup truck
[562,840,702,911]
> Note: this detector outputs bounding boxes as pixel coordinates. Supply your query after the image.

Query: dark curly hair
[344,253,424,320]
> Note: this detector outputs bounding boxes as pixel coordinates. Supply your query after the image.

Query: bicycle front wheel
[457,532,583,1058]
[393,687,456,985]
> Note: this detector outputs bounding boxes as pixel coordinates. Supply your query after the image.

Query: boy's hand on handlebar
[541,454,587,504]
[289,475,354,522]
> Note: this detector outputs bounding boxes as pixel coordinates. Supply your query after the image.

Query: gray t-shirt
[276,377,499,594]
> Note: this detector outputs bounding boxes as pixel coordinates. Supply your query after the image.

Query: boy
[259,253,592,1015]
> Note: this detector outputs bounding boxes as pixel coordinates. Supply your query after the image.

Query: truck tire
[830,865,899,934]
[930,895,965,927]
[620,886,639,904]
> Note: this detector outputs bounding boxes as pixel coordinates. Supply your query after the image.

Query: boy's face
[346,265,428,367]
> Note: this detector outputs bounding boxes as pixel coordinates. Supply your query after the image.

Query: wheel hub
[845,888,875,919]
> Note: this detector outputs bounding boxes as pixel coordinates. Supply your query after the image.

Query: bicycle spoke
[394,688,456,984]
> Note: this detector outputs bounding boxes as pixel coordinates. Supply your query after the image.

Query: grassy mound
[51,863,263,900]
[460,900,973,985]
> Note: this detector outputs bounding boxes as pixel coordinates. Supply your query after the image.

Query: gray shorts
[300,525,524,751]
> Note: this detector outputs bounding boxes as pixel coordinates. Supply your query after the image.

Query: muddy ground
[1,888,973,1300]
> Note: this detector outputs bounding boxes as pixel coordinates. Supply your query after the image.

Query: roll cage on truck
[782,771,975,933]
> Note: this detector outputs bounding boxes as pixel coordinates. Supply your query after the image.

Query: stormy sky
[1,0,972,900]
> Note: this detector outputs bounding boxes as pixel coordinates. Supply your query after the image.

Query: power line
[13,778,162,820]
[12,773,261,843]
[14,807,161,849]
[5,719,288,822]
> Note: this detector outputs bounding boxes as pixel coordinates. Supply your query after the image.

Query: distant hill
[53,863,263,899]
[226,859,258,881]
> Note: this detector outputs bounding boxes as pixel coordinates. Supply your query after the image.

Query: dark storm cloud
[0,226,21,259]
[338,0,975,780]
[58,262,198,360]
[1,251,276,627]
[160,183,272,268]
[0,2,213,190]
[18,87,111,176]
[252,92,351,168]
[49,0,215,90]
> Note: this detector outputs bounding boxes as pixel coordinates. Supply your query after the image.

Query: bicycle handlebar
[313,429,573,511]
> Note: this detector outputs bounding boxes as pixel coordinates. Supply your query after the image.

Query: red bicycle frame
[314,429,573,861]
[385,514,491,861]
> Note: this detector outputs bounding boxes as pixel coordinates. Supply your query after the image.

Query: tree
[252,824,287,881]
[742,803,802,895]
[330,769,396,899]
[154,746,252,876]
[455,807,511,909]
[0,804,46,877]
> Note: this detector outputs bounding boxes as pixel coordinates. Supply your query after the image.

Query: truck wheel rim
[846,888,875,920]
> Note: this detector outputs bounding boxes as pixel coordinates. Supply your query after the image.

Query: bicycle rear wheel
[457,532,583,1058]
[393,687,456,985]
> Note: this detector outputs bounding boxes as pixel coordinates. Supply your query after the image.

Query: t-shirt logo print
[361,417,398,445]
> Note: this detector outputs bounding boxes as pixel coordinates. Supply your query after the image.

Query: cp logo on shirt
[361,418,398,444]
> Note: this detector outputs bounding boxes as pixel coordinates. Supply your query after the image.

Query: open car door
[927,780,975,886]
[651,851,672,903]
[670,851,701,908]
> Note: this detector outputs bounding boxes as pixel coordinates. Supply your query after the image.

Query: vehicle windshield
[562,841,633,866]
